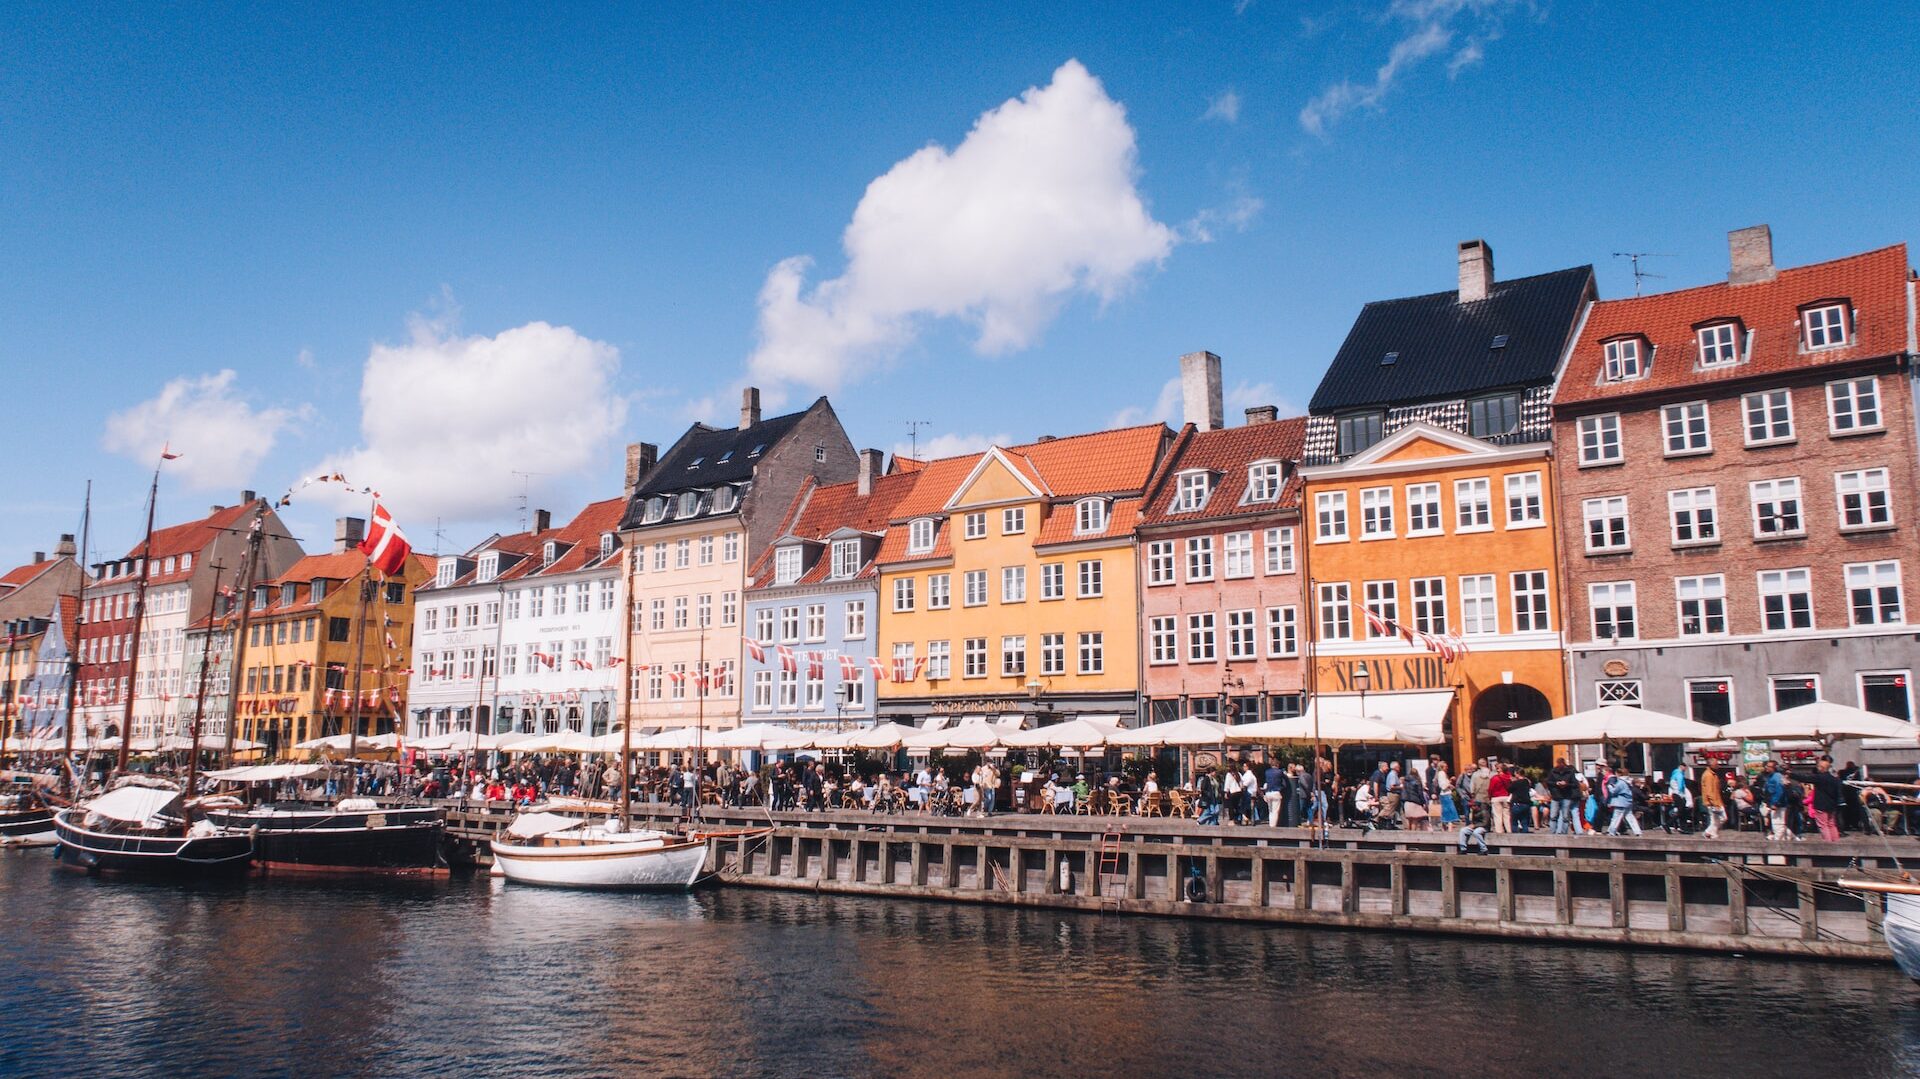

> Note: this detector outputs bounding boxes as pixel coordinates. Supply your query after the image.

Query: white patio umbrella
[406,731,469,752]
[1498,704,1719,746]
[709,725,804,750]
[1720,701,1920,745]
[842,721,922,750]
[1225,714,1424,746]
[1113,716,1230,747]
[293,733,354,752]
[1000,718,1112,750]
[758,727,828,751]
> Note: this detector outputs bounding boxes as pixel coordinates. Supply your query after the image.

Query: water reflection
[1,851,1916,1078]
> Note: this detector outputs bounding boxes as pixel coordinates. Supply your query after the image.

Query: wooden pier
[434,801,1904,963]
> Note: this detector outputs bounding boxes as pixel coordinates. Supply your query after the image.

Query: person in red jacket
[1489,764,1515,833]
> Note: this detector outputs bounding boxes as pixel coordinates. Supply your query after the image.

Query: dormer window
[1468,392,1520,438]
[643,497,667,523]
[163,556,176,575]
[279,582,296,606]
[1697,322,1741,367]
[907,518,935,554]
[1336,411,1384,457]
[1602,338,1645,382]
[435,561,455,588]
[599,533,615,559]
[830,538,860,580]
[543,541,558,566]
[748,443,766,458]
[717,450,734,464]
[711,487,736,513]
[180,553,192,572]
[311,579,327,603]
[774,545,803,585]
[677,491,700,517]
[1247,462,1283,503]
[1172,472,1211,513]
[1803,302,1849,349]
[688,456,704,470]
[1075,498,1109,534]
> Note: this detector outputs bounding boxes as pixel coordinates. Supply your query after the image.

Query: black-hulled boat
[0,780,57,847]
[52,781,253,876]
[203,799,446,875]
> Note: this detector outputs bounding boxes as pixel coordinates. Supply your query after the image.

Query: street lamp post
[834,681,849,731]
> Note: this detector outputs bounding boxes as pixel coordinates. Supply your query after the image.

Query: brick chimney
[335,517,365,554]
[624,441,658,499]
[1244,405,1278,426]
[740,387,762,430]
[534,509,552,533]
[1458,240,1494,303]
[1179,351,1223,432]
[32,551,45,564]
[857,448,883,497]
[1729,224,1776,285]
[56,534,75,558]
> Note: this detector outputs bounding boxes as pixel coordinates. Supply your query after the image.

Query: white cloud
[1181,186,1265,244]
[1226,380,1301,419]
[312,314,628,523]
[1202,89,1242,123]
[1110,376,1182,428]
[747,59,1177,393]
[1299,0,1523,136]
[295,347,316,370]
[102,370,305,491]
[889,431,1014,463]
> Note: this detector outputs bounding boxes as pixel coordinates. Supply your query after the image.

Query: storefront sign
[928,698,1026,715]
[1325,656,1447,692]
[1741,739,1771,776]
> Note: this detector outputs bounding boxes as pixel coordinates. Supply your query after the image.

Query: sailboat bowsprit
[52,781,253,876]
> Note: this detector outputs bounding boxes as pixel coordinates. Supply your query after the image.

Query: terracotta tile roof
[1555,244,1911,408]
[888,456,927,474]
[496,498,627,581]
[0,559,56,590]
[886,424,1170,522]
[1033,497,1143,546]
[276,551,371,585]
[122,502,257,585]
[1139,417,1309,526]
[749,471,923,588]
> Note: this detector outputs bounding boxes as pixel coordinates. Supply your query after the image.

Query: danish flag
[776,645,796,674]
[839,655,860,683]
[572,658,593,671]
[357,500,413,577]
[744,638,765,664]
[806,651,823,680]
[867,656,888,681]
[1364,608,1390,638]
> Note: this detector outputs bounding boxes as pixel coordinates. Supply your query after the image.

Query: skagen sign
[1326,657,1448,692]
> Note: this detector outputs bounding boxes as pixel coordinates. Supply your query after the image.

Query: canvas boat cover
[505,812,587,839]
[84,785,181,823]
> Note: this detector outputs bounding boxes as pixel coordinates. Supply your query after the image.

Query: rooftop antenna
[510,471,548,532]
[432,517,448,556]
[1612,252,1670,297]
[904,421,932,461]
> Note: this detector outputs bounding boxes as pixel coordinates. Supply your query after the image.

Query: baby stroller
[1347,787,1402,832]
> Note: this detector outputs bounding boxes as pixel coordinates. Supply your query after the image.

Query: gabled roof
[1298,420,1544,479]
[275,551,371,585]
[1033,497,1143,545]
[621,400,824,528]
[748,470,922,588]
[1139,417,1309,526]
[0,558,59,591]
[1310,265,1596,412]
[496,498,627,581]
[122,502,258,585]
[887,424,1169,522]
[1554,244,1911,408]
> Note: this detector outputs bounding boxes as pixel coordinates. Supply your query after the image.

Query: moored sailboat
[202,764,446,875]
[52,779,253,876]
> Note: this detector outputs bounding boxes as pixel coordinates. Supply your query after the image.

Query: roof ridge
[1589,243,1909,309]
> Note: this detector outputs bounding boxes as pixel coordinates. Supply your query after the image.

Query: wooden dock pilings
[437,802,1902,963]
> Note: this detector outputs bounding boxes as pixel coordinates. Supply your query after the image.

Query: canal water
[2,851,1917,1079]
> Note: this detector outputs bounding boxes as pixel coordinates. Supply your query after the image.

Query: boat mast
[1,631,16,769]
[692,625,705,825]
[183,563,224,817]
[343,569,372,794]
[59,484,91,798]
[116,459,163,775]
[220,507,265,766]
[619,542,634,831]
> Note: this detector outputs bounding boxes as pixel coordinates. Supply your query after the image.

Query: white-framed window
[529,590,546,618]
[1039,563,1064,601]
[696,594,713,628]
[962,570,987,607]
[1828,377,1882,434]
[753,608,775,643]
[1172,472,1212,513]
[1411,577,1447,635]
[1316,582,1351,640]
[1676,574,1727,636]
[907,519,935,554]
[1363,580,1399,637]
[1001,566,1026,603]
[1589,581,1636,641]
[1316,491,1348,541]
[1668,487,1719,545]
[1360,486,1395,538]
[1266,606,1299,657]
[1075,499,1108,535]
[723,532,740,563]
[699,535,715,566]
[1455,478,1491,531]
[926,573,950,609]
[752,670,774,711]
[1750,478,1804,538]
[1846,561,1903,626]
[423,607,439,632]
[1837,468,1893,529]
[673,596,690,629]
[501,645,518,677]
[1743,389,1794,445]
[722,590,738,626]
[1578,414,1622,465]
[1511,570,1550,632]
[1770,674,1820,712]
[1146,540,1176,585]
[1040,633,1065,676]
[1405,483,1442,535]
[1661,402,1710,456]
[1187,613,1217,662]
[1077,560,1103,598]
[1583,496,1630,553]
[961,638,987,678]
[1803,303,1849,349]
[1001,635,1026,676]
[1759,567,1814,632]
[648,598,664,631]
[963,512,987,540]
[843,600,867,639]
[779,606,800,642]
[1504,472,1543,527]
[1460,575,1498,635]
[1002,507,1026,534]
[891,642,915,684]
[1173,534,1211,582]
[1264,527,1295,575]
[1149,616,1178,665]
[803,603,825,641]
[1698,322,1740,366]
[1077,632,1104,675]
[925,640,950,680]
[652,543,667,572]
[675,539,691,569]
[1247,462,1282,503]
[1603,338,1645,381]
[1861,671,1914,724]
[1597,680,1642,707]
[777,667,797,708]
[774,545,803,585]
[892,577,915,612]
[1226,609,1257,660]
[830,539,860,580]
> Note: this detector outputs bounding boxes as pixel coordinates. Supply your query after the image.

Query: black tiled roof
[619,403,815,528]
[1308,265,1595,413]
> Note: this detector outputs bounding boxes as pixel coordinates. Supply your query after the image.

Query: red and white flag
[358,500,413,576]
[868,655,888,681]
[160,443,181,461]
[806,651,823,680]
[1364,608,1390,638]
[572,658,593,671]
[744,638,765,664]
[839,655,860,683]
[776,645,796,674]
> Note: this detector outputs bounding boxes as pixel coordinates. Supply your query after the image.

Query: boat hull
[0,807,57,847]
[490,834,709,890]
[204,806,446,874]
[52,809,254,876]
[1885,892,1920,983]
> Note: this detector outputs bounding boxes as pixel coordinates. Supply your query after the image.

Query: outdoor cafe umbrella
[842,721,922,751]
[1225,714,1423,747]
[999,718,1112,750]
[1498,705,1719,749]
[1112,716,1230,747]
[1719,701,1920,746]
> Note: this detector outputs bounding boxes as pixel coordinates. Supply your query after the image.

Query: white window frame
[1317,582,1351,641]
[844,600,867,639]
[1504,472,1544,528]
[1405,483,1443,536]
[1039,563,1065,601]
[1146,540,1176,585]
[1803,303,1849,350]
[927,573,950,610]
[829,539,860,580]
[1743,389,1795,446]
[1002,507,1026,535]
[907,519,935,554]
[1077,560,1103,598]
[1845,560,1904,627]
[1360,486,1395,538]
[1077,632,1104,675]
[1247,461,1282,503]
[1827,377,1883,435]
[1187,612,1217,662]
[773,545,803,585]
[1222,532,1254,579]
[1459,575,1498,636]
[1510,570,1550,632]
[1226,609,1257,661]
[1315,490,1349,541]
[1578,414,1623,466]
[1661,401,1711,457]
[1264,527,1295,575]
[962,570,988,607]
[1001,565,1027,603]
[1757,567,1814,633]
[1749,477,1804,539]
[1173,471,1213,513]
[1363,580,1399,638]
[1603,338,1644,382]
[1582,496,1630,553]
[963,512,987,540]
[892,577,915,612]
[1454,478,1492,532]
[1596,680,1642,707]
[1675,574,1727,637]
[1184,536,1214,582]
[1589,581,1637,642]
[1149,616,1178,665]
[1667,487,1719,546]
[1697,322,1740,367]
[1266,606,1299,658]
[1836,468,1893,530]
[1075,499,1108,535]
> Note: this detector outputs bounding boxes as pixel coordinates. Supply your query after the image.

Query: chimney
[1729,224,1776,285]
[241,489,257,505]
[534,509,552,534]
[857,448,883,497]
[1458,240,1494,303]
[1244,405,1278,426]
[1179,351,1224,432]
[32,552,45,564]
[335,517,365,554]
[1034,434,1057,442]
[624,441,658,498]
[56,534,75,558]
[740,387,762,430]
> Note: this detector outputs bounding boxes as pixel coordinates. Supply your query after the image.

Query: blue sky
[4,2,1917,568]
